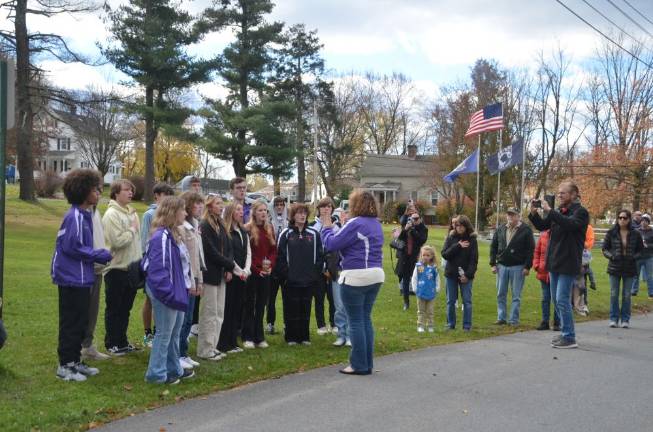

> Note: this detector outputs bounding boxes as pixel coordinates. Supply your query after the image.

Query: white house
[28,109,122,184]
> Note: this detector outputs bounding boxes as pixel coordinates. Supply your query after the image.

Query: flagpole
[496,130,502,229]
[520,137,526,213]
[475,135,480,232]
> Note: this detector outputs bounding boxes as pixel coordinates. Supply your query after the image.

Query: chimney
[407,144,417,159]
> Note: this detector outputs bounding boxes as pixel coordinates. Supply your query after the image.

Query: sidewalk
[99,315,653,432]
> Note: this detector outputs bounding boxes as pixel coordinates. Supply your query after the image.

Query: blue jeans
[540,280,559,325]
[179,295,196,358]
[610,275,634,323]
[331,280,349,340]
[145,287,184,383]
[445,277,472,330]
[496,264,526,324]
[340,283,380,372]
[549,272,576,341]
[632,258,653,296]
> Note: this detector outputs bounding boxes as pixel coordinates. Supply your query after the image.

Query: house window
[431,191,438,206]
[57,138,71,150]
[53,160,58,172]
[64,160,70,171]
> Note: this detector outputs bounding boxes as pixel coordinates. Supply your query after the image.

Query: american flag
[464,103,503,137]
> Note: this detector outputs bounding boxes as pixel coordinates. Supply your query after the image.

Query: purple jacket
[321,216,383,271]
[51,206,112,288]
[143,227,189,312]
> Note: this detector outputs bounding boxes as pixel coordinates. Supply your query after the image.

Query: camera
[544,194,555,209]
[532,199,542,208]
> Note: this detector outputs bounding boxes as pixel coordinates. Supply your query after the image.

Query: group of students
[53,170,386,383]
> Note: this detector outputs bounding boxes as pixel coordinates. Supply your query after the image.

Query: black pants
[266,276,283,326]
[314,275,335,328]
[218,277,244,352]
[104,269,137,349]
[242,274,269,344]
[0,318,6,350]
[282,283,312,343]
[58,286,90,365]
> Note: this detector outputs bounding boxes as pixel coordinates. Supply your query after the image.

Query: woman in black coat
[441,215,478,331]
[395,205,428,310]
[602,209,643,328]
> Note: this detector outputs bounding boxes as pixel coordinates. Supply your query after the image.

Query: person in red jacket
[533,230,560,331]
[243,200,277,348]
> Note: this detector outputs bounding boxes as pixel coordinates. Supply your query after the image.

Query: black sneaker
[107,346,129,356]
[551,334,563,344]
[165,376,180,385]
[125,344,141,353]
[180,369,195,380]
[552,324,561,331]
[536,321,550,331]
[494,319,507,325]
[552,338,578,349]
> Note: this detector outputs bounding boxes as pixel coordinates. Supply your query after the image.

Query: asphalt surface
[99,315,653,432]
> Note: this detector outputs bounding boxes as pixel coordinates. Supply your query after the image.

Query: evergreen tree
[273,24,324,201]
[201,0,294,178]
[102,0,215,201]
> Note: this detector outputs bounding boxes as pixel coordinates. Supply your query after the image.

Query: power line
[621,0,653,27]
[605,0,653,39]
[581,0,641,45]
[554,0,653,68]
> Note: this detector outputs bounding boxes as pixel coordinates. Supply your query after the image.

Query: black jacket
[490,223,535,269]
[602,226,643,277]
[529,201,589,276]
[638,227,653,259]
[200,219,234,286]
[395,215,429,278]
[276,225,324,286]
[230,226,249,269]
[441,232,479,280]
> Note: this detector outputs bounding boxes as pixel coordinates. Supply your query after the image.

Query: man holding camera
[529,181,589,349]
[490,207,535,326]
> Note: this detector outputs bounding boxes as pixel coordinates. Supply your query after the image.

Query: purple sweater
[321,216,384,270]
[143,227,189,312]
[51,206,112,288]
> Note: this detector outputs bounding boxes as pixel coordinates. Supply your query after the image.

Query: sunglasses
[618,216,629,220]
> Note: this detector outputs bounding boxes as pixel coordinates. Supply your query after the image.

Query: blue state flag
[487,139,524,175]
[443,149,479,183]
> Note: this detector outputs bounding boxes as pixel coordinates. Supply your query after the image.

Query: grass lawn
[1,184,651,431]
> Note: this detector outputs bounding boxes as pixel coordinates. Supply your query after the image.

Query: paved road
[100,316,653,432]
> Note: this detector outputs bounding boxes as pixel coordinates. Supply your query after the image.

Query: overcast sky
[12,0,653,96]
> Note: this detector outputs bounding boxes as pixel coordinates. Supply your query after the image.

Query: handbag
[390,238,406,251]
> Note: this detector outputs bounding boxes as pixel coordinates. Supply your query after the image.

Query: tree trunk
[233,150,246,178]
[273,175,281,196]
[296,101,305,202]
[144,86,156,202]
[15,0,35,201]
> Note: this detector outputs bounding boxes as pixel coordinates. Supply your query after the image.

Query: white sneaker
[417,326,425,333]
[609,321,618,328]
[243,341,256,349]
[228,347,243,354]
[316,327,329,336]
[81,346,110,361]
[256,341,269,348]
[190,324,199,337]
[331,326,339,335]
[75,362,99,376]
[345,339,352,347]
[287,341,298,346]
[621,321,630,328]
[427,326,434,333]
[201,351,225,361]
[56,363,87,382]
[332,337,346,347]
[180,357,194,370]
[301,341,312,346]
[184,356,200,367]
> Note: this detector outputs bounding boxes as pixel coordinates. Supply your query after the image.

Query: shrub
[382,200,398,224]
[35,170,63,198]
[128,176,145,201]
[434,197,475,225]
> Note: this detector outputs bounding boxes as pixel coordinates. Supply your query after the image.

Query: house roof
[359,154,435,179]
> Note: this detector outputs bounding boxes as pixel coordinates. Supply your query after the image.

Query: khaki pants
[417,298,435,327]
[82,276,102,349]
[197,281,226,358]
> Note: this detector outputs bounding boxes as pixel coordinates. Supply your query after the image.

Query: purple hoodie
[143,227,189,312]
[51,206,112,288]
[321,216,384,271]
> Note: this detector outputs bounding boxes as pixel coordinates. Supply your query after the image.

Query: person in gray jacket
[490,208,535,326]
[633,213,653,298]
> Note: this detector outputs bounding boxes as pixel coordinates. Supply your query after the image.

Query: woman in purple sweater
[320,191,385,375]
